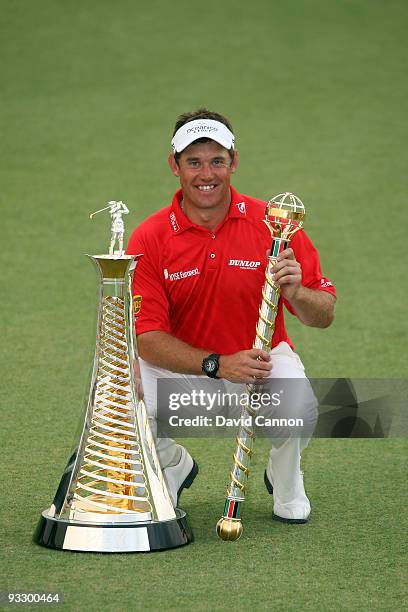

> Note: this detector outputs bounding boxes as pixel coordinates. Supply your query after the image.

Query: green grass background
[1,0,407,610]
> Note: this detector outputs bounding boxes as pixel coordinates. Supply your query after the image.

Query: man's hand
[271,248,302,301]
[265,247,335,327]
[218,349,272,384]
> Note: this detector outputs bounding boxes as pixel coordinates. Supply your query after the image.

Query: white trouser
[138,342,318,479]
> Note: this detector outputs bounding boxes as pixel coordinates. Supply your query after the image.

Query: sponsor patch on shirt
[166,267,200,282]
[133,295,142,315]
[236,201,246,215]
[320,277,333,288]
[169,211,180,233]
[228,259,261,270]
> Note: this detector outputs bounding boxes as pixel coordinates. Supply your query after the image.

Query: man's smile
[196,184,217,191]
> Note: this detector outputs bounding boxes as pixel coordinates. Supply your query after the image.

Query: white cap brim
[171,119,235,154]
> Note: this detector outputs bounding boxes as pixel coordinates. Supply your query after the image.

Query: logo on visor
[186,124,218,135]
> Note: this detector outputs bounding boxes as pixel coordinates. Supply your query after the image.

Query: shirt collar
[169,186,249,235]
[168,189,192,234]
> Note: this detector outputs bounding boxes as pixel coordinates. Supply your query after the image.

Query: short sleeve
[126,227,171,335]
[282,229,336,315]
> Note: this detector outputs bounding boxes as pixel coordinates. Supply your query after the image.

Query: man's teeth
[198,185,215,191]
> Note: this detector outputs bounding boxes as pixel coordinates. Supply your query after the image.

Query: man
[126,108,336,523]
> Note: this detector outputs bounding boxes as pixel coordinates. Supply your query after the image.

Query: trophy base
[33,508,193,553]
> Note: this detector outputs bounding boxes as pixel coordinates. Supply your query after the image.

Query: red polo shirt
[126,186,336,354]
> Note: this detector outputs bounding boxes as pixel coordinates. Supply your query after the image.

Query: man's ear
[230,150,239,173]
[168,153,180,177]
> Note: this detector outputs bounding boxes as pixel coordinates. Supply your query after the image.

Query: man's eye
[188,161,200,167]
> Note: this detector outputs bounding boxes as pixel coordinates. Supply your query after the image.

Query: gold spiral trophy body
[34,201,193,552]
[216,193,305,541]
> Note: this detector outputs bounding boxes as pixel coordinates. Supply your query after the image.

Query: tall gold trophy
[34,201,193,552]
[216,193,305,541]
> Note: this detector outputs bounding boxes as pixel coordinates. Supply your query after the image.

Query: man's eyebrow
[185,155,228,162]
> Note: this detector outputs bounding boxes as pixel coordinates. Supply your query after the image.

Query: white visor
[171,119,235,154]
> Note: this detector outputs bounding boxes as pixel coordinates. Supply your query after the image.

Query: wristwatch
[201,354,221,379]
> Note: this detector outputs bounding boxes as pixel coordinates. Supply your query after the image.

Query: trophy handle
[216,193,305,541]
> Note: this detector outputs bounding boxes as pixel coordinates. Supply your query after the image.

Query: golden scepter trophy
[216,192,305,541]
[34,201,193,552]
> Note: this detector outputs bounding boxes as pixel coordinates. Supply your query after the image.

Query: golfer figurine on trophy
[89,200,129,256]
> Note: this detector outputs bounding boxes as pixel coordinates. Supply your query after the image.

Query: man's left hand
[271,248,302,301]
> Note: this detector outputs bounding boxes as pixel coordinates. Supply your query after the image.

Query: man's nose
[199,162,214,179]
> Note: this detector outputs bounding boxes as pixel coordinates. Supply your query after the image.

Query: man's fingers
[272,261,301,284]
[249,349,270,361]
[274,274,300,286]
[250,367,271,378]
[277,248,294,261]
[243,375,269,385]
[249,360,272,372]
[272,259,299,274]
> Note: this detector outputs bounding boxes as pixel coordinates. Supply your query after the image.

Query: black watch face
[205,359,217,373]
